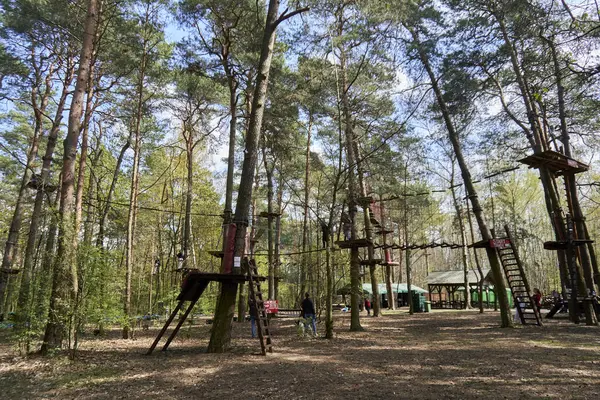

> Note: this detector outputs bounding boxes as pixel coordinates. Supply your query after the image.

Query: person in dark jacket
[301,293,317,336]
[248,298,258,338]
[321,221,330,248]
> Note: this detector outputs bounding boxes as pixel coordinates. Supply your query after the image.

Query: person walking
[301,293,317,336]
[532,288,542,311]
[364,298,372,316]
[248,298,258,338]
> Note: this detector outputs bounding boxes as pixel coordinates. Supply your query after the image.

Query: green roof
[362,283,427,295]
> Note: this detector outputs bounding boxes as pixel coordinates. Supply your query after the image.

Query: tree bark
[17,59,74,335]
[122,3,152,338]
[274,170,283,300]
[262,150,275,299]
[42,0,99,353]
[300,116,312,301]
[0,47,47,314]
[96,137,130,248]
[450,170,472,309]
[207,0,306,352]
[408,27,513,327]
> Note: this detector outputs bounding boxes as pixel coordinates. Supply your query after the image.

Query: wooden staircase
[246,259,273,355]
[496,226,542,326]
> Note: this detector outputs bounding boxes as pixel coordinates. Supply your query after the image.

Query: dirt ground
[1,310,599,399]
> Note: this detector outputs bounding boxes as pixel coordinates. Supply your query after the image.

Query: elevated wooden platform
[208,250,224,258]
[360,259,383,266]
[259,211,281,218]
[148,271,266,355]
[357,196,374,207]
[335,238,373,249]
[0,268,20,275]
[543,239,594,251]
[380,261,399,267]
[518,150,589,176]
[376,229,394,235]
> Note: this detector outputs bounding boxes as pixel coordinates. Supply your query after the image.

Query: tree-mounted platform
[208,250,224,258]
[335,238,373,249]
[543,239,594,251]
[1,268,20,275]
[469,238,511,249]
[147,271,266,355]
[375,229,394,235]
[360,259,383,266]
[518,150,589,176]
[357,196,374,207]
[259,211,281,218]
[380,261,399,267]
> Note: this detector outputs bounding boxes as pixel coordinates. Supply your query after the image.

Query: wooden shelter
[427,269,498,309]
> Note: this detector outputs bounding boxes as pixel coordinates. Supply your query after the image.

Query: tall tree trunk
[545,37,597,323]
[492,10,576,304]
[183,130,194,264]
[339,45,363,331]
[36,175,62,322]
[300,117,312,301]
[353,141,380,317]
[466,198,485,313]
[207,0,306,352]
[41,0,99,353]
[83,125,103,246]
[409,27,513,327]
[122,6,151,338]
[450,170,472,309]
[96,137,130,248]
[74,73,96,250]
[17,60,74,335]
[262,153,275,300]
[0,55,47,314]
[274,169,283,300]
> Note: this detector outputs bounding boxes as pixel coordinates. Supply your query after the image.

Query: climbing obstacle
[146,265,269,355]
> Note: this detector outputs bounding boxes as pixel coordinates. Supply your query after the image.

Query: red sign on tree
[264,300,279,314]
[489,238,511,249]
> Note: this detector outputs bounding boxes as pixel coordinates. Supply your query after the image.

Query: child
[533,288,542,310]
[364,298,372,316]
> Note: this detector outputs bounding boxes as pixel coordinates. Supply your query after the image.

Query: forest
[1,0,600,397]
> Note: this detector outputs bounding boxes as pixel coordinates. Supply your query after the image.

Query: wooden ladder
[496,225,543,326]
[246,259,273,355]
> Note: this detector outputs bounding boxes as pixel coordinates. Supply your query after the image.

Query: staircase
[246,259,273,355]
[496,225,543,326]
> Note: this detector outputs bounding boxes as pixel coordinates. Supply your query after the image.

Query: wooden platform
[380,262,399,267]
[357,196,374,206]
[0,268,20,275]
[259,211,281,218]
[360,259,382,266]
[335,238,373,249]
[207,250,224,258]
[148,269,267,355]
[518,150,589,176]
[543,239,594,251]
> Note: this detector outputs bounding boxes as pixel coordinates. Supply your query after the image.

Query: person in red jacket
[364,298,372,316]
[532,288,542,310]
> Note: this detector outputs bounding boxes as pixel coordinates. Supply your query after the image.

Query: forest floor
[1,310,600,399]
